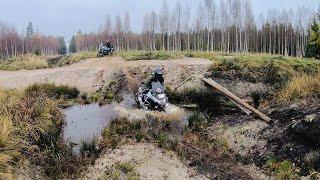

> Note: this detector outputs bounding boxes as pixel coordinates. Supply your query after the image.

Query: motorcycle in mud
[136,81,168,111]
[97,45,115,57]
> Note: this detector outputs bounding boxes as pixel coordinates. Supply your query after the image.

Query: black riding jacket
[146,76,164,89]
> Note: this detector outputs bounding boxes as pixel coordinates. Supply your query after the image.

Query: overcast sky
[1,0,319,41]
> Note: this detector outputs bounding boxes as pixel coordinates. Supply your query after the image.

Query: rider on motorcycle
[104,41,111,48]
[145,68,164,89]
[137,68,167,111]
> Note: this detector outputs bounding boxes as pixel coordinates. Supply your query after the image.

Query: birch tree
[124,11,131,50]
[115,15,122,50]
[159,0,169,50]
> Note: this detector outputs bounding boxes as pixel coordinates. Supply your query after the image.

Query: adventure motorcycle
[97,45,115,57]
[136,81,168,111]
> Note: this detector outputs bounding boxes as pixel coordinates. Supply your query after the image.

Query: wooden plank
[202,77,272,123]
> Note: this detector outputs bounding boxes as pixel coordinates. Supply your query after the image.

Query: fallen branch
[174,75,194,90]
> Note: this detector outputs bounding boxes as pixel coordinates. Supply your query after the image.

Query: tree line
[1,0,319,59]
[72,0,319,58]
[0,22,66,59]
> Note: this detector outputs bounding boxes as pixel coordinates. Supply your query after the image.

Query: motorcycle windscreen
[102,47,110,51]
[151,82,164,93]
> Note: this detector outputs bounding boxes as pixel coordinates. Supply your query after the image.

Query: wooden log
[230,99,252,115]
[202,77,272,123]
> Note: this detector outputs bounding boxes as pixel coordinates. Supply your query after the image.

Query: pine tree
[69,35,77,53]
[26,22,34,38]
[58,37,67,55]
[305,13,320,59]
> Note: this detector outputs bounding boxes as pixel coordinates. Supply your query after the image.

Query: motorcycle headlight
[156,94,166,100]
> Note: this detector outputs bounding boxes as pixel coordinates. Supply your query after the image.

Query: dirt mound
[83,143,208,180]
[125,58,212,91]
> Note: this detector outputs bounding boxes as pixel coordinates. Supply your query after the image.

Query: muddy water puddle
[62,104,118,153]
[62,93,138,153]
[62,92,188,153]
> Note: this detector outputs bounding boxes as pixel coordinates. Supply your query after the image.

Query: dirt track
[0,57,213,92]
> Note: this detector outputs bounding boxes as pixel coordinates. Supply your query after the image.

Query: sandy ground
[0,57,213,92]
[83,143,208,180]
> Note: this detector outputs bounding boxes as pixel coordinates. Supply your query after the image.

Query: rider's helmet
[105,41,111,47]
[154,68,163,80]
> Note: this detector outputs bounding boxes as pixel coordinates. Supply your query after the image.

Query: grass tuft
[0,115,19,179]
[278,73,320,102]
[79,139,100,159]
[102,119,145,149]
[25,83,79,100]
[188,112,208,133]
[266,158,300,179]
[0,84,91,179]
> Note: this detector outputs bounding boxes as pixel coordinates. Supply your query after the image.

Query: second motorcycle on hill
[97,41,115,57]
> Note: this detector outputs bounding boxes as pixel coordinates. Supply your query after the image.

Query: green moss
[88,92,101,103]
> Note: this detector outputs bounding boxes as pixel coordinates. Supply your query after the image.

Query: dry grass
[0,85,83,179]
[0,116,18,179]
[0,90,24,179]
[119,51,186,61]
[278,73,320,102]
[25,83,79,99]
[191,52,320,71]
[0,55,49,71]
[0,52,97,71]
[57,52,96,66]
